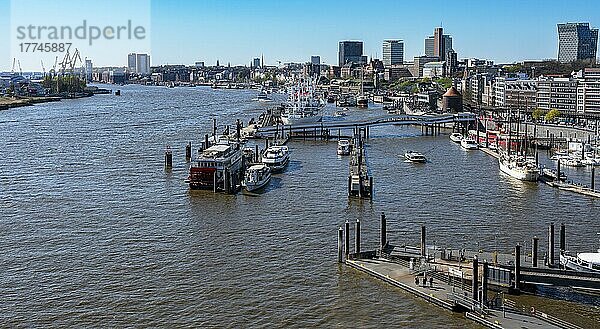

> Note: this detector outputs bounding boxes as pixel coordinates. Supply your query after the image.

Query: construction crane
[50,56,58,77]
[41,60,46,77]
[17,60,22,76]
[11,58,16,75]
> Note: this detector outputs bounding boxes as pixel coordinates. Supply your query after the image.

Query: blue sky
[1,0,600,70]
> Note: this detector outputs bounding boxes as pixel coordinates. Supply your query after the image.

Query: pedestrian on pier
[415,276,419,286]
[429,277,433,288]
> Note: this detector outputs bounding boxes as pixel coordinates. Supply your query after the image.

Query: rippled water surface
[1,85,598,327]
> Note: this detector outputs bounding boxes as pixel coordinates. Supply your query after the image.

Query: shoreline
[0,94,95,111]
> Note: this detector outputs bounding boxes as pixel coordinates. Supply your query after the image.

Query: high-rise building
[433,27,444,61]
[311,56,321,65]
[252,58,261,68]
[127,53,137,72]
[382,40,404,66]
[338,41,366,66]
[425,34,453,59]
[85,59,93,82]
[576,68,600,113]
[136,54,150,75]
[558,22,599,63]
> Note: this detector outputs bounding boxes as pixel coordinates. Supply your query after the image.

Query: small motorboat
[404,151,427,163]
[449,133,463,143]
[541,167,567,181]
[242,164,272,192]
[563,158,584,167]
[254,90,272,102]
[460,138,478,150]
[337,139,351,155]
[334,110,348,117]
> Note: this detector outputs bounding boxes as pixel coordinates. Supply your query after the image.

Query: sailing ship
[281,77,324,125]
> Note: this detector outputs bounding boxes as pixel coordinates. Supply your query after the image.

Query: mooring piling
[380,212,387,250]
[514,244,521,291]
[355,219,361,254]
[345,220,350,258]
[338,227,343,263]
[560,223,566,252]
[185,142,192,162]
[472,256,479,301]
[532,236,539,267]
[482,261,488,305]
[420,225,426,257]
[548,223,555,267]
[164,146,173,169]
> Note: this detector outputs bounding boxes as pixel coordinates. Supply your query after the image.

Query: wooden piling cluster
[347,127,373,199]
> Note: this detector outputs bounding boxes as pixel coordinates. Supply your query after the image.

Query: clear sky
[1,0,600,70]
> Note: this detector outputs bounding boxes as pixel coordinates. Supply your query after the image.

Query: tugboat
[261,145,290,173]
[242,164,272,192]
[188,139,243,192]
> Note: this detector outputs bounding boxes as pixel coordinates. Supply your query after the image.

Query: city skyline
[1,0,600,70]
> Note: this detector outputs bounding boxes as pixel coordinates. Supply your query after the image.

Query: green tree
[544,109,561,122]
[532,108,545,121]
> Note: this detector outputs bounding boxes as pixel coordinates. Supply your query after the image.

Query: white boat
[281,77,323,125]
[582,156,600,166]
[261,145,290,172]
[254,90,272,102]
[498,153,539,182]
[460,138,478,150]
[404,151,427,163]
[449,133,463,143]
[560,248,600,273]
[242,164,271,192]
[541,167,567,181]
[356,95,368,107]
[337,139,351,155]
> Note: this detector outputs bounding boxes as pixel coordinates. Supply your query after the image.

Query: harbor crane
[41,60,46,77]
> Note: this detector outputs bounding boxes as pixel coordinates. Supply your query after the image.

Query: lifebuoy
[530,306,535,314]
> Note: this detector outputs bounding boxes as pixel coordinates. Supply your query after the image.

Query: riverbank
[0,96,64,111]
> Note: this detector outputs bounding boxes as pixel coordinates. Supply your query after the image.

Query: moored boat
[560,247,600,273]
[498,153,539,182]
[261,145,290,172]
[460,137,478,150]
[449,133,463,143]
[188,139,243,191]
[242,164,272,192]
[541,167,567,181]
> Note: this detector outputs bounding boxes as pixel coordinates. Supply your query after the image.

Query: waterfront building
[195,62,205,68]
[557,22,598,63]
[311,56,321,65]
[575,68,600,113]
[382,40,404,66]
[537,76,577,112]
[494,76,537,110]
[338,41,367,66]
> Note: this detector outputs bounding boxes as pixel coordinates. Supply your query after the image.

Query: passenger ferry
[404,151,427,163]
[560,245,600,274]
[337,139,351,155]
[242,164,271,192]
[261,145,290,173]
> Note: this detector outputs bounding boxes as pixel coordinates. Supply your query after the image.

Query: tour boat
[242,164,272,192]
[188,139,243,191]
[560,247,600,273]
[404,151,427,163]
[261,145,290,172]
[337,139,351,156]
[449,133,463,143]
[498,153,539,182]
[281,77,323,125]
[356,95,368,107]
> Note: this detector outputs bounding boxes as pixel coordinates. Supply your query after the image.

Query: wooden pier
[347,128,372,199]
[338,213,589,329]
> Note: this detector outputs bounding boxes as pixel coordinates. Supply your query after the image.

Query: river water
[1,85,598,327]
